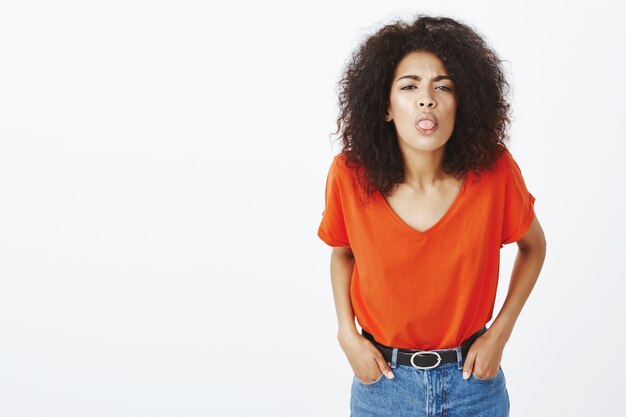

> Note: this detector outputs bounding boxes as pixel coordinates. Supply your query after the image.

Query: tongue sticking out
[418,119,436,130]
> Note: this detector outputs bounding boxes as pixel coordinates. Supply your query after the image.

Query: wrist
[486,321,513,344]
[337,327,361,346]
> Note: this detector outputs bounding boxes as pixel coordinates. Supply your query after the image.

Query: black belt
[361,327,486,369]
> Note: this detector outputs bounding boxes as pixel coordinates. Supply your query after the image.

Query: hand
[338,331,395,383]
[462,330,506,380]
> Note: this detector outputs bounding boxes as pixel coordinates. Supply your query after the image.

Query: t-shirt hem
[503,193,536,245]
[317,226,349,247]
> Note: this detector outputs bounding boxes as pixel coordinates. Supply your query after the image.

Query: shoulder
[491,145,522,178]
[469,145,523,188]
[326,151,370,204]
[487,145,534,197]
[494,144,513,168]
[333,150,352,170]
[497,145,528,177]
[328,151,360,182]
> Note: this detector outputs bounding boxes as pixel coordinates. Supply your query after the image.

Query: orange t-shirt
[317,147,536,350]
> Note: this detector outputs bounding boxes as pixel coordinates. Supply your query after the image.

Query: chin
[402,137,450,152]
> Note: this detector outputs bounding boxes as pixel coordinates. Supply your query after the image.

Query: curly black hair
[331,14,513,201]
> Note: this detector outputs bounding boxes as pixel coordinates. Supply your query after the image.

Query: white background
[1,0,625,416]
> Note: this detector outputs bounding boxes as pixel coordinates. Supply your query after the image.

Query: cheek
[445,102,457,122]
[393,94,414,110]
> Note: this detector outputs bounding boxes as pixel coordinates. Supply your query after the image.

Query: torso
[383,175,465,234]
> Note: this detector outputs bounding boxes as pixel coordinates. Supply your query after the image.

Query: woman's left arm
[462,214,547,380]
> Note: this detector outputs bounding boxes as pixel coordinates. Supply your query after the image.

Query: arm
[487,214,547,343]
[329,246,395,382]
[462,214,547,380]
[330,246,359,338]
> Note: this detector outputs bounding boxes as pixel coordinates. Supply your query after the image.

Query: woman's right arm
[330,247,395,382]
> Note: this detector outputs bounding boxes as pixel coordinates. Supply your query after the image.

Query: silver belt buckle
[410,350,442,370]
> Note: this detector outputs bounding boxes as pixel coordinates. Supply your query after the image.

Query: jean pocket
[354,372,385,387]
[470,366,502,383]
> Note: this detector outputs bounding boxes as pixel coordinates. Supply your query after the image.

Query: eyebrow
[396,75,455,83]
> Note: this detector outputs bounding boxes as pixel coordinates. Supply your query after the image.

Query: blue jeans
[350,327,510,417]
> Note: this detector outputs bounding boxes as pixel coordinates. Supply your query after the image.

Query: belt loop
[456,325,488,370]
[455,346,464,370]
[390,348,399,369]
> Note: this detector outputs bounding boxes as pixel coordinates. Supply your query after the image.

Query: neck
[399,146,448,190]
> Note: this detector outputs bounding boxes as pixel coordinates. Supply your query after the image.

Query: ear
[385,110,392,122]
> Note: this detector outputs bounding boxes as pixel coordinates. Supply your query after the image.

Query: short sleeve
[317,155,350,247]
[501,149,536,246]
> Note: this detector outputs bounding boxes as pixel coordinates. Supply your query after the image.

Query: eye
[436,85,453,92]
[401,85,416,91]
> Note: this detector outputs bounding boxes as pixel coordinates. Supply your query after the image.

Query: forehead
[394,50,448,76]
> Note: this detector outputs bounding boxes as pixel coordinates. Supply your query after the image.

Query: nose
[418,90,436,108]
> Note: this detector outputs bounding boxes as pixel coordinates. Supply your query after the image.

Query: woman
[317,14,547,417]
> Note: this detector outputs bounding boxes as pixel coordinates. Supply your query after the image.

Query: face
[385,50,457,154]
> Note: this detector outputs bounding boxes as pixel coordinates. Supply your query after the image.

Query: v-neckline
[377,171,471,239]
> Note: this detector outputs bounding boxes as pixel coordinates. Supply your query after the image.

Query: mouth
[415,119,438,134]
